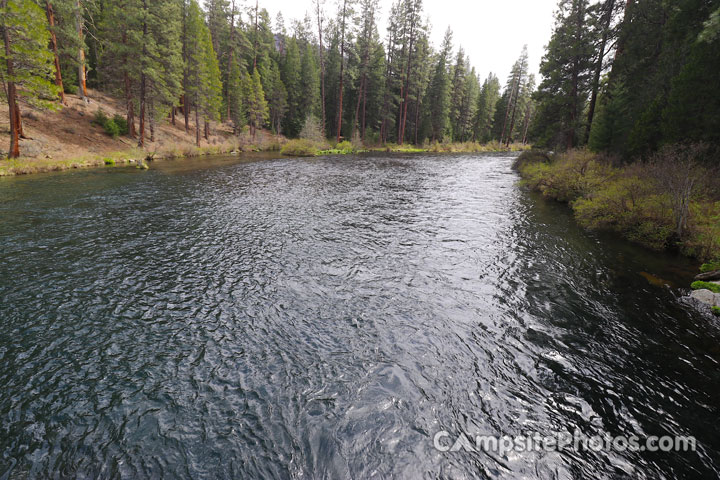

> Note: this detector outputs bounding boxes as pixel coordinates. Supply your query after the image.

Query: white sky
[232,0,558,84]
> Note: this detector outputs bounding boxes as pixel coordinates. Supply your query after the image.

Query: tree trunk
[522,102,532,144]
[500,74,518,144]
[399,9,417,145]
[315,0,326,137]
[585,0,616,144]
[14,102,24,139]
[122,30,136,137]
[195,98,201,147]
[336,0,348,144]
[137,0,147,148]
[568,0,585,150]
[204,120,209,140]
[2,14,20,158]
[45,1,65,104]
[149,99,155,142]
[225,0,236,121]
[252,0,259,70]
[76,0,87,102]
[182,1,189,133]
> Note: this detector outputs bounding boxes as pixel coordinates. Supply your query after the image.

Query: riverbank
[0,90,285,177]
[513,149,720,263]
[2,89,530,176]
[279,138,530,157]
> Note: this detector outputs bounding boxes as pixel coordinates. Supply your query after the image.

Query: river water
[0,153,718,479]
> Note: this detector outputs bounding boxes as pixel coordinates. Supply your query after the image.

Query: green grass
[712,306,720,316]
[691,281,720,293]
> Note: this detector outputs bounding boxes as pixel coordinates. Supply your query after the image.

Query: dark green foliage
[701,261,720,273]
[712,306,720,316]
[92,110,120,137]
[112,115,129,136]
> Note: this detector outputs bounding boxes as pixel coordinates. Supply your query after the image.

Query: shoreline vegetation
[513,149,720,263]
[0,139,529,177]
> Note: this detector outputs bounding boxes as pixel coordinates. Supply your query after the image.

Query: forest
[1,0,719,161]
[3,0,536,159]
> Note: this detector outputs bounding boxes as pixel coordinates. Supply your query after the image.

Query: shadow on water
[0,153,718,479]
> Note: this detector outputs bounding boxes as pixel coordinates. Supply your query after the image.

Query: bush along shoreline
[513,147,720,315]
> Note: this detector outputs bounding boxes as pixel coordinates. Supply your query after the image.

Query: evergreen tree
[472,73,500,143]
[247,67,268,138]
[281,36,302,136]
[1,0,60,157]
[426,28,452,143]
[532,0,593,149]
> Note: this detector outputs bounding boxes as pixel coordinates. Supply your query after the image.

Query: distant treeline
[2,0,540,158]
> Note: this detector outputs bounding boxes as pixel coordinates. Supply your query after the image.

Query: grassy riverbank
[280,138,530,157]
[0,90,284,177]
[514,148,720,262]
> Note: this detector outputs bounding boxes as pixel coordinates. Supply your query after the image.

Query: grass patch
[691,281,720,293]
[281,139,320,157]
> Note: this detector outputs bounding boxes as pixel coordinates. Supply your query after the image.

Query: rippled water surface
[1,153,719,479]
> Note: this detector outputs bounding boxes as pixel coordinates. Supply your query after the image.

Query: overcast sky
[234,0,559,84]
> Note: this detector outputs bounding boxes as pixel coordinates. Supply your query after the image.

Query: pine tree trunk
[500,74,518,144]
[399,11,417,145]
[225,0,236,121]
[316,0,326,136]
[336,0,348,144]
[182,1,189,133]
[585,0,615,144]
[138,75,145,147]
[253,0,259,70]
[15,103,24,139]
[195,99,201,147]
[137,1,147,148]
[150,99,155,142]
[45,1,65,104]
[122,30,136,137]
[76,0,87,102]
[204,121,209,140]
[2,15,20,158]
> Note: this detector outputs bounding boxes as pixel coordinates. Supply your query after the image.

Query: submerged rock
[690,289,720,306]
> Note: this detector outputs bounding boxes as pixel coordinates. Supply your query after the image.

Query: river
[0,153,718,479]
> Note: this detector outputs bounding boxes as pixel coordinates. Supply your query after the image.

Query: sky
[239,0,559,84]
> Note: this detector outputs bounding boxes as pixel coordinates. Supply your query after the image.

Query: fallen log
[695,270,720,281]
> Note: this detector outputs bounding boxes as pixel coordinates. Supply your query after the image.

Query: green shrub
[281,139,319,157]
[93,109,109,127]
[336,140,354,153]
[701,261,720,273]
[92,110,121,138]
[112,114,129,136]
[690,281,720,293]
[103,119,120,138]
[712,306,720,316]
[103,158,116,166]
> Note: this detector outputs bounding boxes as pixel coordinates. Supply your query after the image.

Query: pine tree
[1,0,60,158]
[247,67,268,138]
[472,73,500,142]
[532,0,593,149]
[267,59,287,134]
[426,28,452,143]
[281,37,302,136]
